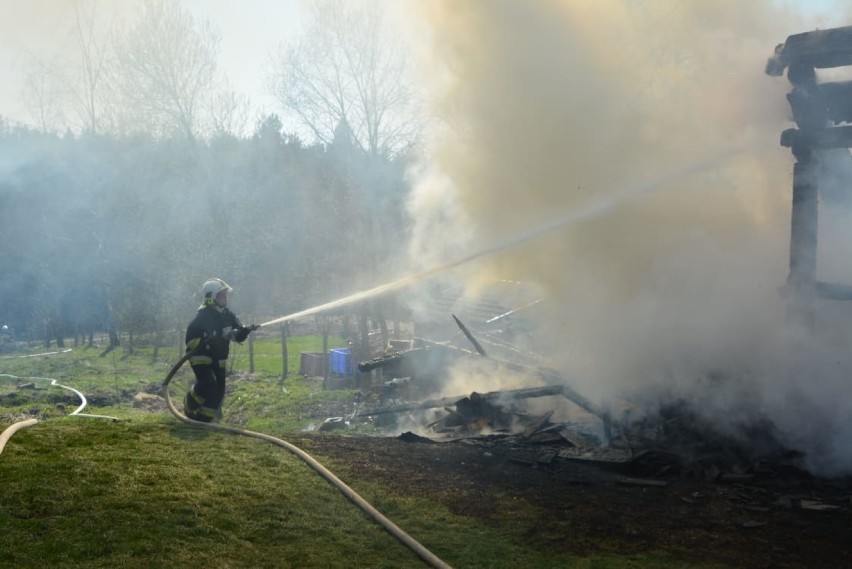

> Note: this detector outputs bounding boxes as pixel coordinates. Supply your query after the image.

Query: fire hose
[162,352,452,569]
[0,372,120,456]
[0,418,37,455]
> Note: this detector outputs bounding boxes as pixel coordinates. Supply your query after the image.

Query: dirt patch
[286,432,852,569]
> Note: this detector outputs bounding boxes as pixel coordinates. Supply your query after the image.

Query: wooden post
[357,305,371,389]
[152,330,160,363]
[248,333,255,373]
[784,62,822,331]
[322,317,329,389]
[787,147,818,330]
[280,323,288,380]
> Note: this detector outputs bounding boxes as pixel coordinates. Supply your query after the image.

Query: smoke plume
[406,1,852,475]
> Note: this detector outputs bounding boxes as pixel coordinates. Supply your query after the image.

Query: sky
[0,0,847,128]
[0,0,309,127]
[181,0,307,118]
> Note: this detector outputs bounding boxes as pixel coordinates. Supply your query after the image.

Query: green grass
[0,340,717,568]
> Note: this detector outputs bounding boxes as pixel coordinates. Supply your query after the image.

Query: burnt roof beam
[785,82,852,129]
[766,25,852,76]
[818,81,852,124]
[787,86,827,131]
[780,125,852,151]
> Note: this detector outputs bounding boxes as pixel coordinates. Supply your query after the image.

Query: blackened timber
[815,281,852,301]
[766,25,852,76]
[787,86,827,131]
[531,367,606,419]
[357,385,567,417]
[819,81,852,123]
[357,344,471,373]
[789,155,818,282]
[359,348,418,373]
[786,81,852,129]
[786,150,819,329]
[442,332,604,419]
[451,313,488,356]
[357,336,606,422]
[781,126,852,150]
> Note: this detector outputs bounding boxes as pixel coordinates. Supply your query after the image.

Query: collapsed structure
[317,26,852,488]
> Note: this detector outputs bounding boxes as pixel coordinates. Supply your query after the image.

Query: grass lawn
[1,337,717,568]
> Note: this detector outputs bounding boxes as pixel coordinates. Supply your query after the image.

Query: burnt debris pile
[351,330,844,492]
[616,400,808,484]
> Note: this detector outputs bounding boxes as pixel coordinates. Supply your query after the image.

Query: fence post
[248,333,255,373]
[280,323,288,380]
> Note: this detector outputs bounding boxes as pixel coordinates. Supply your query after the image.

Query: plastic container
[329,348,353,375]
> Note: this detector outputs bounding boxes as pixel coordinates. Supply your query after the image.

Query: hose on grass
[0,418,38,455]
[0,373,120,457]
[162,353,452,569]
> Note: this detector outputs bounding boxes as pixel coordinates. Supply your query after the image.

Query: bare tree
[64,1,112,134]
[20,1,116,134]
[22,58,65,132]
[268,0,419,158]
[207,79,251,137]
[110,0,220,139]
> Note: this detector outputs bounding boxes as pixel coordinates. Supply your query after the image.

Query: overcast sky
[0,0,849,130]
[0,0,308,127]
[181,0,307,119]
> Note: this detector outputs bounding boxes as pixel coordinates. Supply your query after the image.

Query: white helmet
[200,278,233,307]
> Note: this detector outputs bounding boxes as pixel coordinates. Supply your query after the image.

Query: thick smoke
[406,1,852,475]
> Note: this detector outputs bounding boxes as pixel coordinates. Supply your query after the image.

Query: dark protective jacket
[185,305,244,366]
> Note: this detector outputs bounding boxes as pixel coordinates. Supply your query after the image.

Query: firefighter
[184,278,257,422]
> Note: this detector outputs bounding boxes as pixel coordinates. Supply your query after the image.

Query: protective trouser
[184,361,226,422]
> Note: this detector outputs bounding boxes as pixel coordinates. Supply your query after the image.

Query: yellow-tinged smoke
[407,1,852,473]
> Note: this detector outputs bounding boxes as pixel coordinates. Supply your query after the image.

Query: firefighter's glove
[233,325,255,343]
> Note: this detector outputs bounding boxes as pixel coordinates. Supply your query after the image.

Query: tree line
[0,114,411,349]
[22,0,418,153]
[1,0,421,351]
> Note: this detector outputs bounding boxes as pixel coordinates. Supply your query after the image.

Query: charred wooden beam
[780,126,852,150]
[358,348,419,373]
[766,25,852,76]
[356,334,607,429]
[784,147,819,330]
[357,384,567,417]
[493,363,603,419]
[815,280,852,301]
[443,318,603,419]
[357,343,471,373]
[818,81,852,124]
[361,350,604,420]
[451,313,488,356]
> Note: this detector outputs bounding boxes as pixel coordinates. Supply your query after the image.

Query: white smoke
[404,0,852,475]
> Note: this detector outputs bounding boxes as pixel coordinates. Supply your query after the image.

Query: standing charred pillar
[787,144,818,329]
[785,62,822,330]
[767,26,852,329]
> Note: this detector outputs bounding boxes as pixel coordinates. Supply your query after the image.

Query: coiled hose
[162,353,452,569]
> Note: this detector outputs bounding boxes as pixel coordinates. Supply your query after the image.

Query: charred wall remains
[766,25,852,326]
